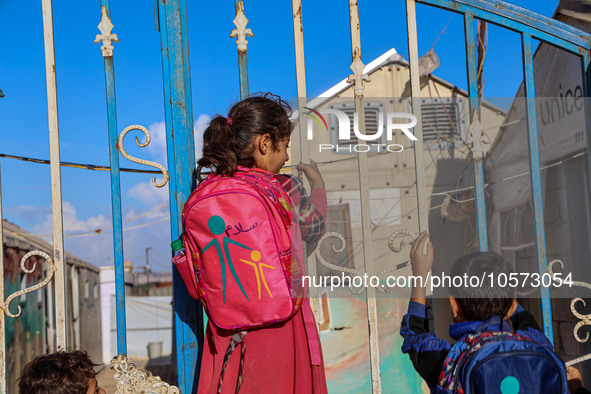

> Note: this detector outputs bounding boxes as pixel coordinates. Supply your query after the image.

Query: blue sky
[0,0,559,271]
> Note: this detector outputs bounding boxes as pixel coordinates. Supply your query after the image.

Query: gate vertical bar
[157,0,200,391]
[582,52,591,205]
[98,0,127,355]
[233,1,251,100]
[291,0,310,164]
[180,0,195,166]
[348,1,381,392]
[0,162,5,392]
[405,0,430,233]
[41,0,67,350]
[464,12,488,251]
[521,33,553,342]
[291,0,316,322]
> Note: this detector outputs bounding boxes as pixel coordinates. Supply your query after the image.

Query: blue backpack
[435,316,568,394]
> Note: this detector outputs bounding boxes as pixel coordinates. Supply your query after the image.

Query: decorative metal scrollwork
[230,1,254,52]
[313,232,408,294]
[117,125,170,188]
[570,298,591,343]
[111,354,179,393]
[388,230,419,253]
[548,259,591,367]
[94,6,120,57]
[313,232,364,294]
[2,251,56,318]
[347,49,370,98]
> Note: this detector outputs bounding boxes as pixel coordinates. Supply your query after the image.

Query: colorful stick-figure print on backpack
[179,168,307,331]
[202,215,251,303]
[239,250,277,300]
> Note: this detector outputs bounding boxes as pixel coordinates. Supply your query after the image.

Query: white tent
[485,5,588,213]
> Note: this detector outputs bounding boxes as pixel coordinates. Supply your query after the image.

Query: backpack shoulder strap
[233,170,292,225]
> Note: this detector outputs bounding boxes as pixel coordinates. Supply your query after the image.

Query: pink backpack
[177,167,307,330]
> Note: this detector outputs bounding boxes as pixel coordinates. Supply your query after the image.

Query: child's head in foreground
[18,350,105,394]
[449,251,516,323]
[199,93,292,176]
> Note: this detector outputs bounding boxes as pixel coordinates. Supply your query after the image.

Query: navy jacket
[400,301,552,390]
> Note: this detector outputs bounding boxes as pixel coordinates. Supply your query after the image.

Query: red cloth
[197,298,328,394]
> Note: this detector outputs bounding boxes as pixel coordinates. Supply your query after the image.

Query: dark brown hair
[198,93,292,176]
[450,251,515,321]
[18,350,100,394]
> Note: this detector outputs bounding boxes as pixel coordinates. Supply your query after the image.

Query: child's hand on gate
[410,231,433,281]
[297,160,325,190]
[567,366,583,393]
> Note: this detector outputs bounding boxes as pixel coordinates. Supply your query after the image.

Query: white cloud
[194,114,210,162]
[146,121,167,162]
[122,206,167,222]
[30,202,113,266]
[127,181,169,208]
[26,201,173,270]
[32,201,110,234]
[6,205,51,222]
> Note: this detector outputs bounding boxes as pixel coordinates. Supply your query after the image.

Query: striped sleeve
[275,174,327,245]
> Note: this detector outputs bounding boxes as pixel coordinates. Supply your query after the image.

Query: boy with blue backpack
[400,231,568,393]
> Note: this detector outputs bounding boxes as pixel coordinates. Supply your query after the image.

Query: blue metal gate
[97,0,200,391]
[1,0,591,393]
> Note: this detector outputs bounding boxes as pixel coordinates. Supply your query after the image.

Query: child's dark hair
[199,93,292,176]
[450,251,515,321]
[18,350,100,394]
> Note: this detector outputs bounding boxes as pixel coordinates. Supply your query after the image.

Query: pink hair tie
[227,117,233,125]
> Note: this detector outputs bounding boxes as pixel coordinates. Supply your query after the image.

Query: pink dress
[197,174,328,394]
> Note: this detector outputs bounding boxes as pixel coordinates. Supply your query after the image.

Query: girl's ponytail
[199,116,240,176]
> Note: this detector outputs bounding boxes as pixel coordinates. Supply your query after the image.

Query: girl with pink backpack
[179,94,328,393]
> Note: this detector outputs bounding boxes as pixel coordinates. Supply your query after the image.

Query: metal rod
[98,0,127,355]
[521,32,553,342]
[157,0,200,390]
[291,0,318,323]
[46,279,55,353]
[41,0,67,351]
[0,161,5,393]
[464,12,488,251]
[582,53,591,226]
[237,53,249,100]
[232,1,252,100]
[348,1,381,392]
[291,0,310,163]
[180,0,195,169]
[405,0,429,234]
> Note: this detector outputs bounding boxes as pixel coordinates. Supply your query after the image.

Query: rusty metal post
[290,0,318,324]
[41,0,67,351]
[231,1,253,99]
[157,0,201,391]
[348,1,381,392]
[464,12,488,251]
[405,0,429,234]
[96,0,128,355]
[0,162,5,392]
[521,32,554,342]
[582,52,591,236]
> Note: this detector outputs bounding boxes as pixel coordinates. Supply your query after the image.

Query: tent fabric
[484,16,588,212]
[557,0,591,22]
